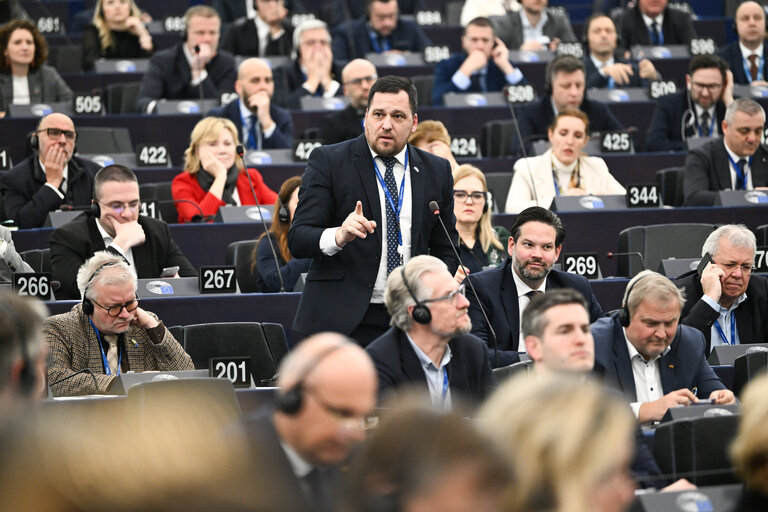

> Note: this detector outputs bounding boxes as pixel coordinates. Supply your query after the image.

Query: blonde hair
[452,164,503,253]
[92,0,143,52]
[479,374,635,512]
[183,117,244,175]
[409,120,451,147]
[732,374,768,490]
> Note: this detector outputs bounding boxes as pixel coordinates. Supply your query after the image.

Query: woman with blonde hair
[480,374,637,512]
[409,119,458,170]
[172,117,277,223]
[731,374,768,510]
[453,164,507,282]
[82,0,154,71]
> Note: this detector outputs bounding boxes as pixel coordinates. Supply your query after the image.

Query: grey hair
[702,224,756,258]
[292,19,330,55]
[724,97,766,125]
[76,251,137,300]
[385,255,447,331]
[622,270,686,317]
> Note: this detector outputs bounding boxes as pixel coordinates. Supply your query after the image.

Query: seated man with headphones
[0,293,47,406]
[45,251,193,397]
[592,270,734,424]
[49,164,197,300]
[243,332,377,512]
[365,255,494,408]
[0,112,100,229]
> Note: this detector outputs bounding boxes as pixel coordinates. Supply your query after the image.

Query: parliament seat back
[617,223,717,277]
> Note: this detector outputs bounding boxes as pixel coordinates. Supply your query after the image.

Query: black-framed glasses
[345,75,378,86]
[422,283,467,306]
[691,82,723,91]
[308,387,379,431]
[98,200,140,215]
[714,260,756,275]
[91,298,139,317]
[453,190,487,203]
[38,128,77,141]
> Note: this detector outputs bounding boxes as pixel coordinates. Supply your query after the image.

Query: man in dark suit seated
[492,0,576,52]
[683,97,768,206]
[318,58,377,145]
[592,271,735,424]
[646,54,733,152]
[288,75,459,346]
[49,165,197,300]
[717,1,768,86]
[273,19,345,110]
[676,225,768,354]
[0,113,100,229]
[243,332,378,512]
[206,57,293,150]
[331,0,431,62]
[366,255,494,407]
[432,16,525,106]
[220,0,292,57]
[583,13,659,90]
[466,207,603,368]
[617,0,695,49]
[136,5,236,113]
[516,55,623,149]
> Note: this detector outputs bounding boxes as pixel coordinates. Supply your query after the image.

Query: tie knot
[749,54,758,63]
[380,156,398,170]
[525,290,543,299]
[738,158,747,168]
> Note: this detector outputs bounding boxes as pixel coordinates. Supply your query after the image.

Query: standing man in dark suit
[617,0,695,49]
[717,1,768,86]
[331,0,431,63]
[49,165,197,300]
[492,0,576,51]
[676,225,768,354]
[136,5,236,113]
[684,97,768,206]
[592,271,734,424]
[243,332,378,512]
[0,113,100,228]
[220,0,292,57]
[466,207,603,368]
[646,54,733,152]
[288,75,459,346]
[318,58,377,145]
[366,255,494,407]
[206,57,293,150]
[432,16,525,106]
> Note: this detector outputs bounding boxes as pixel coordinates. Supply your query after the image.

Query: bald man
[0,113,100,228]
[243,332,378,512]
[717,1,768,85]
[318,58,378,145]
[206,57,293,150]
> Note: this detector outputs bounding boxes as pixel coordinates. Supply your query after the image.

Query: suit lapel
[500,261,520,350]
[611,320,638,400]
[408,145,424,250]
[122,331,145,371]
[715,140,733,190]
[659,332,679,393]
[353,136,383,249]
[751,147,768,187]
[396,330,429,389]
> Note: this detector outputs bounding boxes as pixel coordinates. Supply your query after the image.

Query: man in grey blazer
[491,0,576,51]
[0,226,33,282]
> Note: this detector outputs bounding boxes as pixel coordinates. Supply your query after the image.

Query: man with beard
[366,255,494,407]
[465,206,603,367]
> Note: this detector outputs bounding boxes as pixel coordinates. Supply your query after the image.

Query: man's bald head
[341,59,378,109]
[35,113,76,163]
[735,1,767,49]
[235,57,275,101]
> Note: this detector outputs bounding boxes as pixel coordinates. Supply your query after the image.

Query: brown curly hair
[0,19,48,73]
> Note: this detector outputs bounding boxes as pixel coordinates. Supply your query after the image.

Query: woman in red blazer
[172,117,277,223]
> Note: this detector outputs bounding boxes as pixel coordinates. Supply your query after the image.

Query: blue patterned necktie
[650,21,660,45]
[736,159,747,190]
[381,156,401,275]
[247,115,258,150]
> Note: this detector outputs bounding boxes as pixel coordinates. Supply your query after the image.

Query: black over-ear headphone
[275,343,345,415]
[400,264,431,324]
[29,131,39,151]
[618,273,649,327]
[81,261,121,316]
[0,298,36,396]
[277,200,290,223]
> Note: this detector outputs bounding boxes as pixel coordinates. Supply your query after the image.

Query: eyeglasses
[691,82,723,91]
[38,128,77,141]
[453,190,486,203]
[422,283,467,306]
[714,260,756,275]
[91,298,139,317]
[301,38,330,47]
[345,75,378,86]
[99,200,140,215]
[309,388,379,430]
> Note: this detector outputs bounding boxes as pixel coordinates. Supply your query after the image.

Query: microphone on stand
[169,199,215,223]
[194,45,204,104]
[236,145,286,292]
[606,251,646,277]
[429,201,500,368]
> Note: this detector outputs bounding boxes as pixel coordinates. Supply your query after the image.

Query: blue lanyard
[552,171,561,196]
[239,109,261,150]
[743,54,765,82]
[726,153,751,190]
[714,312,736,346]
[372,151,408,247]
[441,368,449,408]
[368,29,390,53]
[89,317,121,376]
[696,112,716,137]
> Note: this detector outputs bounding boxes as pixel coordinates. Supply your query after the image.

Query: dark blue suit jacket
[287,135,459,337]
[584,55,646,89]
[206,98,294,150]
[646,90,725,152]
[618,5,695,49]
[592,314,725,402]
[365,327,495,405]
[466,259,604,367]
[432,53,517,106]
[717,41,768,85]
[331,17,431,62]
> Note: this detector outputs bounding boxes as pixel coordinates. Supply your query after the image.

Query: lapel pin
[131,338,138,347]
[668,364,675,368]
[413,166,419,173]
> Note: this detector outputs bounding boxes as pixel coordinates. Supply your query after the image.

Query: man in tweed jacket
[45,252,193,397]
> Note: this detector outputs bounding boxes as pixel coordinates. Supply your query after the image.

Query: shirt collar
[368,143,408,168]
[623,330,671,363]
[723,138,750,163]
[520,9,548,29]
[279,439,315,478]
[95,216,112,243]
[38,159,69,183]
[590,53,614,69]
[640,12,664,30]
[719,292,748,312]
[238,97,255,120]
[551,152,578,173]
[694,104,714,119]
[405,332,452,370]
[182,43,197,68]
[510,261,547,297]
[739,41,764,59]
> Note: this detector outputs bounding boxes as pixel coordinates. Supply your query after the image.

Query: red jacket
[171,168,278,223]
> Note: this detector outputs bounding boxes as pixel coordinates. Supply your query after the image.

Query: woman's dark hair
[0,19,47,73]
[252,176,302,272]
